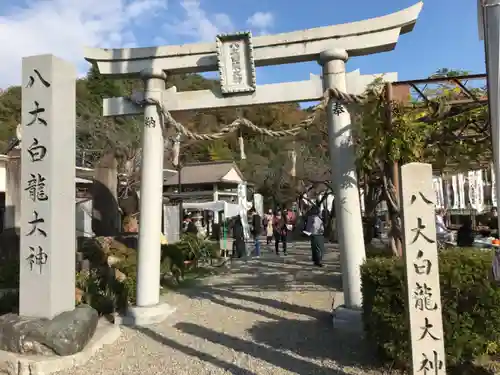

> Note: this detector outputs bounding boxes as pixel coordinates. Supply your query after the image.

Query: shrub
[76,237,138,315]
[361,248,500,368]
[160,234,220,284]
[365,244,394,259]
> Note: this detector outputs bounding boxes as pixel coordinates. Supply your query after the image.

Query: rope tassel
[172,134,181,166]
[289,148,297,177]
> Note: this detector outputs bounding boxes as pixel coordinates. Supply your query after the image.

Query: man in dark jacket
[250,208,262,257]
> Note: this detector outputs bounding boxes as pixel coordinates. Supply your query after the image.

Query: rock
[113,268,127,282]
[0,314,54,355]
[0,305,99,356]
[95,236,112,255]
[108,238,134,258]
[107,255,122,266]
[33,304,99,356]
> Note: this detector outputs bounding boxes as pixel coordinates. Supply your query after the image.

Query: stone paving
[58,242,383,375]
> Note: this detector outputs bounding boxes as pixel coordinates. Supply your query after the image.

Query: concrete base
[332,305,363,334]
[0,318,121,375]
[116,303,176,326]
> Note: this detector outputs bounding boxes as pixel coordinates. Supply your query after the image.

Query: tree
[353,72,489,255]
[0,86,21,151]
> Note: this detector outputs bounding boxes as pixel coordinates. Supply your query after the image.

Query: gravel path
[58,242,384,375]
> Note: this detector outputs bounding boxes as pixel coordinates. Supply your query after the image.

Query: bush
[361,248,500,369]
[76,236,138,315]
[160,234,219,283]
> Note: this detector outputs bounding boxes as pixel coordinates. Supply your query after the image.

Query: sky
[0,0,487,90]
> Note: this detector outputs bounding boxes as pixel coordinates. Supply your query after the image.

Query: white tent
[182,200,240,218]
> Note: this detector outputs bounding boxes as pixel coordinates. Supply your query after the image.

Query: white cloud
[246,11,274,35]
[0,0,167,89]
[163,0,234,42]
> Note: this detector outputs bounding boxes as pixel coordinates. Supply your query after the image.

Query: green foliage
[160,234,220,284]
[207,139,234,161]
[85,65,125,108]
[76,269,120,315]
[76,237,138,314]
[354,73,489,176]
[361,249,500,369]
[163,234,215,261]
[0,85,21,150]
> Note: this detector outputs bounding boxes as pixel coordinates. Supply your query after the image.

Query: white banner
[458,173,466,209]
[253,193,264,217]
[444,179,452,209]
[237,182,250,240]
[451,175,459,209]
[433,177,444,209]
[476,170,485,212]
[468,171,477,210]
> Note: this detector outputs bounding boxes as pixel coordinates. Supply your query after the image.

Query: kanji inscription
[20,54,76,319]
[399,163,446,374]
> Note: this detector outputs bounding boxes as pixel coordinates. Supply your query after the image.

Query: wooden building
[163,161,248,203]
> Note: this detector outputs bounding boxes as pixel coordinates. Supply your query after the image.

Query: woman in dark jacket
[232,215,246,258]
[273,211,288,255]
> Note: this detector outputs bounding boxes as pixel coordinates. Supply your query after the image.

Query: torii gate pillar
[320,49,365,309]
[135,69,167,308]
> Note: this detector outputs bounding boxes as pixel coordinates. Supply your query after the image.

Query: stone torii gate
[85,3,422,325]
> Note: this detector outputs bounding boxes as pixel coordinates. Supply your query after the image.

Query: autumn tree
[354,70,489,255]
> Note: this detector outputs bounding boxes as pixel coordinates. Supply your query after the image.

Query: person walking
[273,210,288,255]
[305,206,325,267]
[264,209,274,245]
[283,208,295,244]
[250,208,262,257]
[232,215,246,258]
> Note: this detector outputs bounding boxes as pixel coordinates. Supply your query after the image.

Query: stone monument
[19,54,76,319]
[399,162,446,375]
[84,2,423,324]
[0,55,118,375]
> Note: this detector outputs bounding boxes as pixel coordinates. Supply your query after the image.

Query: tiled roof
[163,161,244,186]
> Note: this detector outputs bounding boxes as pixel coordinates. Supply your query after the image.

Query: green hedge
[361,248,500,368]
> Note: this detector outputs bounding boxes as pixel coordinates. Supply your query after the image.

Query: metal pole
[319,49,366,309]
[483,0,500,230]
